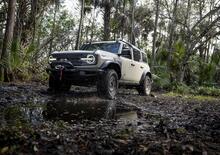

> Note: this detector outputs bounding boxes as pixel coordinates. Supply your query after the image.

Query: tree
[167,0,179,82]
[49,0,60,54]
[178,3,220,83]
[0,0,17,82]
[91,0,120,41]
[103,1,111,41]
[75,0,85,50]
[130,0,135,44]
[151,0,160,70]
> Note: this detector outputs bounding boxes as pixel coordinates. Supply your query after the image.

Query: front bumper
[46,66,104,85]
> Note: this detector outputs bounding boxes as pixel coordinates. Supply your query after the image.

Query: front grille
[53,53,89,66]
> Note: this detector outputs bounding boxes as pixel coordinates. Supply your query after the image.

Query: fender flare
[100,61,122,79]
[139,71,152,85]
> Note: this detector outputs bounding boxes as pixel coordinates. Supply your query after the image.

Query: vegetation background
[0,0,220,95]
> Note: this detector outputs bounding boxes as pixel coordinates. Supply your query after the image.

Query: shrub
[197,86,220,97]
[172,83,195,94]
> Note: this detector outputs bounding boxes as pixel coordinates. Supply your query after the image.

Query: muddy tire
[49,75,71,92]
[97,69,118,99]
[137,75,152,96]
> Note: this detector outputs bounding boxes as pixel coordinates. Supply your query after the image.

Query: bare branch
[191,5,220,31]
[192,31,220,53]
[191,16,220,48]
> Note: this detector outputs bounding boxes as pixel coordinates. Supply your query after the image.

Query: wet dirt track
[0,82,220,155]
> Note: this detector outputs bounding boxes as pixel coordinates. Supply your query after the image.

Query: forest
[0,0,220,154]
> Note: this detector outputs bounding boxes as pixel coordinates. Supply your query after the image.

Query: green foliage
[166,84,220,97]
[199,62,216,85]
[211,50,220,65]
[11,40,21,68]
[152,66,170,90]
[197,86,220,97]
[173,83,194,94]
[156,47,169,65]
[170,41,185,72]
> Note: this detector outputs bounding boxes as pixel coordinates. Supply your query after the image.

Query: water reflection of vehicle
[43,98,139,124]
[43,99,117,122]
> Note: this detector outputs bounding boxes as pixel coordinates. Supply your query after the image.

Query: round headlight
[81,54,96,64]
[86,54,96,64]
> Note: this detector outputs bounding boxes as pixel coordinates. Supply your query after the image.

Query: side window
[133,49,141,62]
[142,53,148,63]
[121,44,132,59]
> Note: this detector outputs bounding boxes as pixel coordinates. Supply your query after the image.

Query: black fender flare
[139,71,152,85]
[100,61,122,79]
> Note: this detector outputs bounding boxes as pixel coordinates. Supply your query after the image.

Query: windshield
[80,42,120,54]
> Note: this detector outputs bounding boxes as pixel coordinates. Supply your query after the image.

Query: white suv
[47,40,152,99]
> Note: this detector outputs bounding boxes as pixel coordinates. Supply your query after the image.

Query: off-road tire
[97,69,118,99]
[49,75,71,92]
[137,75,152,96]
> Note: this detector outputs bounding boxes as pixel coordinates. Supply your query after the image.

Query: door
[120,47,134,82]
[130,48,143,83]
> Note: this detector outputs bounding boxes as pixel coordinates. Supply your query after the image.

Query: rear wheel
[137,75,152,95]
[49,75,71,92]
[97,69,118,99]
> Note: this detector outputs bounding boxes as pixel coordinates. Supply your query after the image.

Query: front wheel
[137,75,152,96]
[97,69,118,99]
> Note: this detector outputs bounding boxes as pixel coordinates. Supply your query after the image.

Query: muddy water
[0,97,138,128]
[1,84,220,154]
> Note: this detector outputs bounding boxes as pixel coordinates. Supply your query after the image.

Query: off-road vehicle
[46,40,152,99]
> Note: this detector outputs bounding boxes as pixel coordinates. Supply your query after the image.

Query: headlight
[80,54,96,64]
[49,55,56,63]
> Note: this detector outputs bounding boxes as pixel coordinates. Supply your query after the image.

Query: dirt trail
[0,83,220,154]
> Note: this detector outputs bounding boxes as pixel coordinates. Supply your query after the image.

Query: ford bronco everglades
[46,40,152,99]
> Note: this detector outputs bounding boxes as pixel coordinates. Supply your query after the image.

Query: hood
[51,50,119,59]
[52,50,95,54]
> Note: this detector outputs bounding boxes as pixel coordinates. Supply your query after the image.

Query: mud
[0,82,219,154]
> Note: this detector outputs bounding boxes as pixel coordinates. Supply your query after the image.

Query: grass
[164,92,219,101]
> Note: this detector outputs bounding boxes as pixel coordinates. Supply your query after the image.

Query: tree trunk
[121,0,126,39]
[13,0,24,43]
[90,2,96,42]
[103,3,111,41]
[75,0,85,49]
[49,3,58,54]
[198,0,204,85]
[0,0,17,82]
[130,0,135,45]
[31,0,37,43]
[178,0,191,83]
[151,0,160,70]
[167,0,178,82]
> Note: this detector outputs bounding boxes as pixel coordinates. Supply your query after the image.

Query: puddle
[0,104,45,127]
[44,99,138,122]
[0,98,138,127]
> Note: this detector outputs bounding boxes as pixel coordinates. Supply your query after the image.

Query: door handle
[131,63,135,66]
[140,66,144,69]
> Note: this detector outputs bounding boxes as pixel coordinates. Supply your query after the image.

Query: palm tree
[92,0,120,41]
